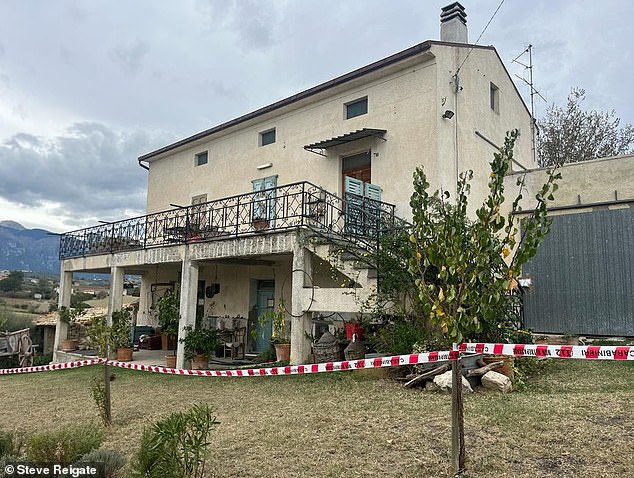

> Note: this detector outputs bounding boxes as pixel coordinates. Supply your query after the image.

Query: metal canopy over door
[522,207,634,336]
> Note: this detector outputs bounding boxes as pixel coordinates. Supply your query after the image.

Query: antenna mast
[512,44,546,164]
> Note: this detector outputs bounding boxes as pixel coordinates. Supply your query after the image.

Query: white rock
[481,370,513,393]
[432,371,473,393]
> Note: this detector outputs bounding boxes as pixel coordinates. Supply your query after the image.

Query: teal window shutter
[344,176,363,196]
[364,183,381,201]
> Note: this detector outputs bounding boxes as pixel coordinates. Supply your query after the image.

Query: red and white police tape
[459,342,634,360]
[1,342,632,377]
[0,350,458,376]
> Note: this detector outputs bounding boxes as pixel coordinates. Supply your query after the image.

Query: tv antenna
[512,44,547,165]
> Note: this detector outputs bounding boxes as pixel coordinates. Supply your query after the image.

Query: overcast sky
[1,0,632,232]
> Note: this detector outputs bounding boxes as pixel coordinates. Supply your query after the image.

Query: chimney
[440,2,468,43]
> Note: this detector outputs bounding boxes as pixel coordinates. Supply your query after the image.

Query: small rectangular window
[490,83,499,113]
[195,151,208,166]
[345,97,368,119]
[191,194,207,205]
[259,128,276,146]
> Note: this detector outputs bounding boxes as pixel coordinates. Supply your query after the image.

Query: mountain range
[0,221,60,274]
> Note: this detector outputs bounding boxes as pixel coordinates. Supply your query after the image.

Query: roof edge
[139,40,496,163]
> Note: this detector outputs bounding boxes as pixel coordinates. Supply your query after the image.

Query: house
[54,3,535,366]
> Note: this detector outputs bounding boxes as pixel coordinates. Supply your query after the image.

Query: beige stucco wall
[505,154,634,213]
[144,43,533,223]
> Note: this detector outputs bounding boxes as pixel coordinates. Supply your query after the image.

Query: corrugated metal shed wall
[522,206,634,336]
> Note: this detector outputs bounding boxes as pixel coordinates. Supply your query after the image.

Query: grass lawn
[1,359,633,477]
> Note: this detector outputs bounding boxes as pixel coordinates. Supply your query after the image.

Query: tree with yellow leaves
[410,129,560,343]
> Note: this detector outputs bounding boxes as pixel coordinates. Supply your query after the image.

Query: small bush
[32,353,53,366]
[371,318,446,355]
[129,404,219,478]
[89,376,110,427]
[26,424,103,465]
[0,428,25,458]
[78,448,125,478]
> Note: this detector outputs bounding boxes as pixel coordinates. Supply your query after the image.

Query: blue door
[255,280,275,352]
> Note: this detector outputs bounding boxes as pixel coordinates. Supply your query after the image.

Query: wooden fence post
[451,348,465,473]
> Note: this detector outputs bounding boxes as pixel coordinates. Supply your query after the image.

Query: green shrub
[129,404,219,478]
[0,428,25,458]
[78,448,125,478]
[32,353,53,366]
[371,318,447,355]
[25,424,103,465]
[90,376,110,427]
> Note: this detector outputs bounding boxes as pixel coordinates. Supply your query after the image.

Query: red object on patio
[344,323,364,341]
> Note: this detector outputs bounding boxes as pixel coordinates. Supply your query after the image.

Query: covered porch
[54,182,398,366]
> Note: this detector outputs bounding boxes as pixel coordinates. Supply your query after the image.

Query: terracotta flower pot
[191,353,209,370]
[61,339,78,352]
[483,355,515,382]
[165,355,177,368]
[161,333,177,351]
[274,343,291,362]
[116,347,133,362]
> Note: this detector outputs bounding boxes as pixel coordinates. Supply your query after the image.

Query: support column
[107,266,125,325]
[53,269,73,362]
[290,242,313,365]
[176,254,199,369]
[137,273,151,325]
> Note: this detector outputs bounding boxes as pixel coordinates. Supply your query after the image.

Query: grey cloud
[196,0,279,50]
[109,38,149,74]
[0,122,160,228]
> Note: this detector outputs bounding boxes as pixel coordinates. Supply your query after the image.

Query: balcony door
[342,152,381,236]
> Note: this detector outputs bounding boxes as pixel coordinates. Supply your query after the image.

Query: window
[195,151,208,166]
[345,97,368,119]
[191,194,207,205]
[490,83,499,113]
[252,175,277,224]
[259,128,276,146]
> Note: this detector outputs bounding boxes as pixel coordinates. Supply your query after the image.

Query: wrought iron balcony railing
[59,181,400,260]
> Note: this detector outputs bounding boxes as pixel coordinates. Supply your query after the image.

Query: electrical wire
[279,268,315,317]
[455,0,506,75]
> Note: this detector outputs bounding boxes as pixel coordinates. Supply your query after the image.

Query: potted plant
[180,325,219,370]
[258,300,290,362]
[156,291,180,367]
[86,310,134,361]
[58,305,88,352]
[110,309,134,362]
[252,217,269,231]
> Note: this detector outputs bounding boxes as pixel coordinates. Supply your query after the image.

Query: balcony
[59,181,399,260]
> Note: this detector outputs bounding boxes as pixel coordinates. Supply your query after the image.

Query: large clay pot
[165,355,177,368]
[483,355,515,382]
[116,347,133,362]
[274,343,291,362]
[191,354,209,370]
[61,339,78,352]
[161,333,177,351]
